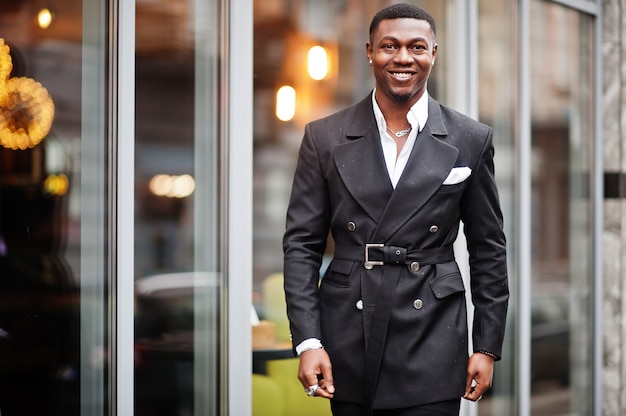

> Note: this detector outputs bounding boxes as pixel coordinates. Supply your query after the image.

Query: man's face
[367,18,437,105]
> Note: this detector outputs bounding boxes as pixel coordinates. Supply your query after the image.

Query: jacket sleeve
[460,127,509,359]
[282,123,331,347]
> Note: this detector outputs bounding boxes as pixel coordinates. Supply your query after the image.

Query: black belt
[332,244,454,412]
[334,244,454,269]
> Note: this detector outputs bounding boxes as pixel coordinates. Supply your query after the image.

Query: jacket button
[347,222,356,231]
[356,300,363,310]
[413,299,423,310]
[410,261,420,272]
[429,225,439,233]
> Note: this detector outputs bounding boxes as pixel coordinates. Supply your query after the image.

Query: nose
[395,47,412,64]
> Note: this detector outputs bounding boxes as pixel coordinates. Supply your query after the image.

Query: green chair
[266,358,332,416]
[252,373,285,416]
[261,273,331,415]
[262,273,291,342]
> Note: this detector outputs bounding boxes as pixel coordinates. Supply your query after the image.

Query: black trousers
[330,398,461,416]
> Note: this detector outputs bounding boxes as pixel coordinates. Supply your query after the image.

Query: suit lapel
[371,98,458,242]
[334,96,393,223]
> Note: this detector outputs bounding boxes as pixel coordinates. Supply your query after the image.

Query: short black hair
[369,3,436,41]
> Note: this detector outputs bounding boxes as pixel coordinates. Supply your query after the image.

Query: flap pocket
[329,259,354,275]
[323,259,354,288]
[429,262,465,299]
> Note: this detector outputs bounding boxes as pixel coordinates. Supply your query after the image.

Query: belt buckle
[364,243,385,270]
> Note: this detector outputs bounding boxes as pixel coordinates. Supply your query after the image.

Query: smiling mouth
[389,71,415,80]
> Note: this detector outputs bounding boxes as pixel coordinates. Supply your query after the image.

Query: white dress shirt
[372,89,429,188]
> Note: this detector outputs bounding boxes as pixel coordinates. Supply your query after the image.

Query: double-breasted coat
[283,93,509,409]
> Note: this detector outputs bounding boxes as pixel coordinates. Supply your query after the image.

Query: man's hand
[463,352,494,401]
[298,348,335,399]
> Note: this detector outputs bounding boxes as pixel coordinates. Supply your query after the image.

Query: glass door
[477,1,597,414]
[133,0,225,415]
[528,1,595,414]
[0,1,109,415]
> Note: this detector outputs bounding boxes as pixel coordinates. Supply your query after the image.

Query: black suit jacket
[283,93,509,408]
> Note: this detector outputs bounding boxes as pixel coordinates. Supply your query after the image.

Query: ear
[365,42,373,62]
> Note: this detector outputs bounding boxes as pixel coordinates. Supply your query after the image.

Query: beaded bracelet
[477,350,497,359]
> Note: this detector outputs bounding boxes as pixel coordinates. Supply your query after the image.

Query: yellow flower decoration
[0,39,12,81]
[0,38,55,150]
[0,39,11,105]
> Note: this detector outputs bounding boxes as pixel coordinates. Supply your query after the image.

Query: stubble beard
[389,89,417,103]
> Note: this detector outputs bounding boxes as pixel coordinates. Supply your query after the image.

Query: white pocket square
[443,167,472,185]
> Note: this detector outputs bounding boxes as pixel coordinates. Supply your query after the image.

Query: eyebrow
[378,35,430,45]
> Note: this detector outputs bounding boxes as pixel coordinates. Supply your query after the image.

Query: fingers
[319,356,335,395]
[463,379,485,401]
[298,349,324,387]
[463,352,494,401]
[463,369,480,400]
[298,348,335,398]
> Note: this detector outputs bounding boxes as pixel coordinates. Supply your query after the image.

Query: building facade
[0,0,622,415]
[602,0,626,414]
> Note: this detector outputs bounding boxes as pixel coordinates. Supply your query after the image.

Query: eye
[381,43,396,50]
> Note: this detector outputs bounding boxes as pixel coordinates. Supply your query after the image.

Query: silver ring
[304,384,319,396]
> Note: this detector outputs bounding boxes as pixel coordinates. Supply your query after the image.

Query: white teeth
[392,72,413,78]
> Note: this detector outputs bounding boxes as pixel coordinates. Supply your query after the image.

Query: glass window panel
[476,0,518,414]
[134,0,223,415]
[0,1,108,415]
[528,1,594,414]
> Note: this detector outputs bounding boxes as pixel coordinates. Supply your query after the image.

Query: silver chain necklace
[386,125,412,138]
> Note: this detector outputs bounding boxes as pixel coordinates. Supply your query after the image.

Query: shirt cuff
[295,338,323,356]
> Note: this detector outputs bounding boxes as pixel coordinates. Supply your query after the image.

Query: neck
[374,90,422,123]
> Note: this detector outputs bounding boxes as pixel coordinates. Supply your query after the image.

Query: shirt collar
[371,89,429,133]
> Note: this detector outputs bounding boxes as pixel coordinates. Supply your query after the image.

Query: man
[282,3,509,415]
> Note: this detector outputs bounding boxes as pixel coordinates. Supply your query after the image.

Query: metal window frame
[227,0,254,414]
[115,0,135,414]
[592,6,604,415]
[518,2,532,415]
[455,4,479,416]
[81,0,116,414]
